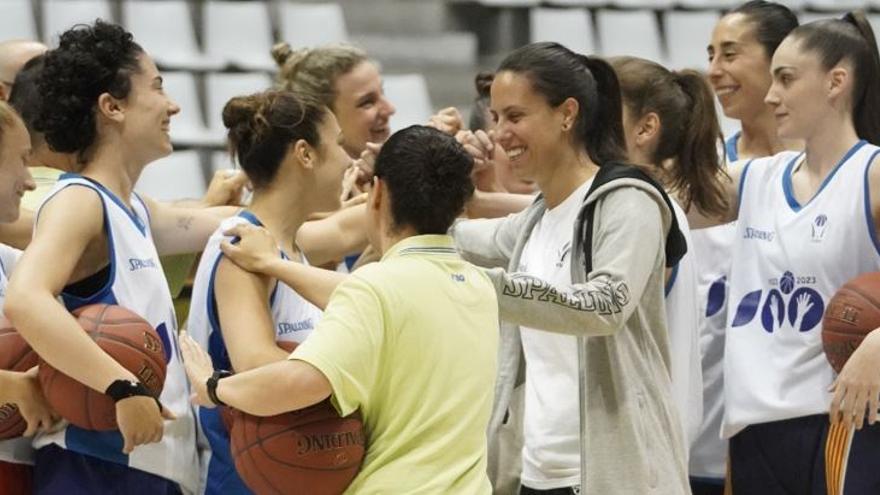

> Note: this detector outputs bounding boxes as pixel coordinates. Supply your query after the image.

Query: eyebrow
[772,66,795,76]
[708,41,739,53]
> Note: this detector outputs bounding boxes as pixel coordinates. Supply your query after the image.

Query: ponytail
[610,56,729,216]
[844,11,880,145]
[580,56,627,164]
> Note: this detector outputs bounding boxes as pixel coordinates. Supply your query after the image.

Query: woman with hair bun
[186,90,351,495]
[3,21,226,494]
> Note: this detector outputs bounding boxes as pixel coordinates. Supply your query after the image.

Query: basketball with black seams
[822,272,880,373]
[0,318,39,439]
[228,340,366,495]
[37,304,166,430]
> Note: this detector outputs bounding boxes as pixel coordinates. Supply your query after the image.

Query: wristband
[105,379,162,411]
[207,370,233,406]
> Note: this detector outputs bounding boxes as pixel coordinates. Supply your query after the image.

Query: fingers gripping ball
[0,319,39,439]
[822,272,880,373]
[228,340,366,495]
[38,304,167,430]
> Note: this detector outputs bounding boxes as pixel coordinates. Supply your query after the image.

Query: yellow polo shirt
[292,234,499,495]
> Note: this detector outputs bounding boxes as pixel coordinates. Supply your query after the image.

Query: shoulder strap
[576,162,687,274]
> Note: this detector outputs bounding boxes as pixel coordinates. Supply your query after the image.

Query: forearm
[0,370,26,403]
[299,204,369,266]
[265,258,348,310]
[4,291,137,392]
[465,190,533,219]
[450,214,522,268]
[216,359,330,416]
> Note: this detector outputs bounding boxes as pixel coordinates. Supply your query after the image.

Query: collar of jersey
[382,234,458,261]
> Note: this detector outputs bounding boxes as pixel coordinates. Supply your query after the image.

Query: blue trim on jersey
[664,263,679,297]
[0,254,8,279]
[725,131,740,162]
[64,426,128,466]
[736,159,754,218]
[198,408,252,495]
[57,186,119,311]
[205,254,231,371]
[132,192,151,229]
[60,173,147,237]
[863,150,880,257]
[782,140,866,212]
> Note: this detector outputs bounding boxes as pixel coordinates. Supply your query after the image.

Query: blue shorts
[729,414,880,495]
[33,445,180,495]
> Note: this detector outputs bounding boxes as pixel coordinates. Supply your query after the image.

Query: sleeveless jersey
[664,200,704,451]
[724,141,880,438]
[32,174,198,493]
[187,211,322,495]
[0,245,33,466]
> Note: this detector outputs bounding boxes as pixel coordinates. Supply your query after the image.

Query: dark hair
[497,42,627,164]
[468,71,494,131]
[8,54,45,136]
[34,20,143,159]
[612,56,729,217]
[374,125,474,234]
[728,1,799,59]
[790,11,880,145]
[223,90,328,190]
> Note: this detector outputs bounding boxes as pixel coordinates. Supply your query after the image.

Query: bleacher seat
[475,0,540,6]
[799,11,845,24]
[610,0,672,8]
[675,0,739,7]
[596,9,664,63]
[382,74,433,132]
[43,0,112,43]
[0,0,38,41]
[280,2,349,48]
[666,11,719,71]
[211,150,236,174]
[137,150,206,202]
[204,72,274,142]
[530,7,594,55]
[544,0,606,6]
[162,71,217,147]
[204,1,276,71]
[123,0,224,71]
[804,0,866,10]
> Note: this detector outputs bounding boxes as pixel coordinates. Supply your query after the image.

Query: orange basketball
[227,340,365,494]
[0,318,38,440]
[38,304,167,430]
[822,272,880,373]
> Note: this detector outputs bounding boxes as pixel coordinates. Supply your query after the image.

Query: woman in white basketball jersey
[692,11,880,494]
[187,90,351,495]
[3,22,225,494]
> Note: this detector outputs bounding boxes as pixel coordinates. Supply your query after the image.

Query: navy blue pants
[33,445,180,495]
[729,414,880,495]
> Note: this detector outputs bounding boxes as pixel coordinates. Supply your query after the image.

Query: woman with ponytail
[611,56,727,495]
[694,10,880,494]
[452,41,690,494]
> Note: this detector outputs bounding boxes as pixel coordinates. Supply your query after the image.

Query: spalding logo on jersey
[731,270,825,333]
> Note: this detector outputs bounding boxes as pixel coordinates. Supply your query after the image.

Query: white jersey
[664,201,703,453]
[187,211,321,494]
[689,222,735,478]
[32,174,198,493]
[724,141,880,438]
[0,244,32,466]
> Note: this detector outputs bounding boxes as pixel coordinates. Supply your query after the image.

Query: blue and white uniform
[724,141,880,437]
[664,200,703,452]
[0,244,33,466]
[187,211,321,495]
[32,174,198,493]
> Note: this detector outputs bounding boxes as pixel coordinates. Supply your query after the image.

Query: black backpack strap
[576,162,687,274]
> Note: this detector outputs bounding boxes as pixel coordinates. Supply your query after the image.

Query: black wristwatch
[207,370,233,406]
[105,379,162,411]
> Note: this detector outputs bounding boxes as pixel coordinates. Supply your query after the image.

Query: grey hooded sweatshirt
[452,178,690,494]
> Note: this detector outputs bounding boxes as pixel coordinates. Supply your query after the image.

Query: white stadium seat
[43,0,112,44]
[596,9,664,63]
[204,1,276,71]
[161,71,217,147]
[137,150,206,202]
[0,0,38,41]
[123,0,224,71]
[382,74,433,133]
[530,7,595,56]
[666,11,719,71]
[204,72,273,142]
[280,2,349,48]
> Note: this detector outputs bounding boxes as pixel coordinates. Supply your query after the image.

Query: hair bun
[474,72,494,98]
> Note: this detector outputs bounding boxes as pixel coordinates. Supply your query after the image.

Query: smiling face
[116,54,180,165]
[332,61,396,158]
[708,13,775,121]
[0,116,35,222]
[765,37,839,141]
[489,70,569,188]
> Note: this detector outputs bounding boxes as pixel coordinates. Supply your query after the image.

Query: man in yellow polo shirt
[180,125,499,494]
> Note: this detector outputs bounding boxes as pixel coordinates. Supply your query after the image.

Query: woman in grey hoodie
[451,42,690,494]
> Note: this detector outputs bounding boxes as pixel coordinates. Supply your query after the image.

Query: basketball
[822,272,880,373]
[38,304,167,431]
[0,318,39,440]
